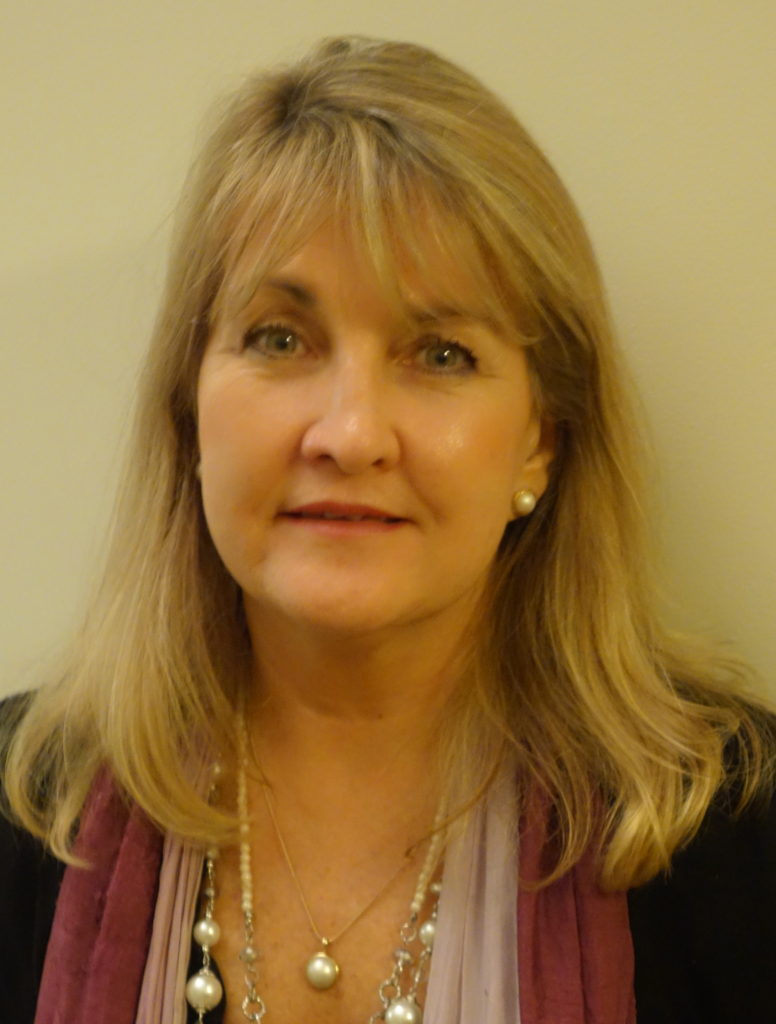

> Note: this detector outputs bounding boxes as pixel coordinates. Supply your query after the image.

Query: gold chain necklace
[259,777,418,989]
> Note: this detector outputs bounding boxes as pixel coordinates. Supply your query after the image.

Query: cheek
[197,378,278,537]
[198,374,249,459]
[419,402,532,501]
[198,371,280,478]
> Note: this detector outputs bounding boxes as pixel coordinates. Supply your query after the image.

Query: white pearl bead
[305,951,340,989]
[185,968,223,1011]
[193,917,221,948]
[419,918,436,948]
[385,996,423,1024]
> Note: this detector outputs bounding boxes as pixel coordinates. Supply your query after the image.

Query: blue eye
[417,338,477,374]
[244,324,303,358]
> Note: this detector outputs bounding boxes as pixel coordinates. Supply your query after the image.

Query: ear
[513,418,555,509]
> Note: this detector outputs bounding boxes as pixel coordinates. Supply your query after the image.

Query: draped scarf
[34,771,635,1023]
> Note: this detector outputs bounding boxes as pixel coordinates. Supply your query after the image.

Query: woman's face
[197,220,553,640]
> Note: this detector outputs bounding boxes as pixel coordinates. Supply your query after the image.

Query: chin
[243,576,394,631]
[279,599,414,639]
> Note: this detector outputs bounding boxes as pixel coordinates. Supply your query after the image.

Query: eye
[415,337,478,375]
[243,323,305,358]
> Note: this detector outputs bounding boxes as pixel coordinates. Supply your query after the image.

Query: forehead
[214,204,517,333]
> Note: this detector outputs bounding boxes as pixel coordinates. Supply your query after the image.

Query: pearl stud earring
[512,489,537,516]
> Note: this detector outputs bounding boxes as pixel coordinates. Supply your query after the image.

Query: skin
[195,219,553,1022]
[198,220,552,665]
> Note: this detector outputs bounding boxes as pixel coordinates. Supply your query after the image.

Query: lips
[281,502,405,524]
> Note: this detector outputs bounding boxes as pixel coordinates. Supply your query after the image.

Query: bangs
[207,113,535,342]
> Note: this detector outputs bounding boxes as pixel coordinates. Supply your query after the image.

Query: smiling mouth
[285,510,403,524]
[282,502,406,525]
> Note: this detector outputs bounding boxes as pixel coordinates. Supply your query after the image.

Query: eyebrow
[260,277,483,326]
[263,277,317,306]
[410,304,470,323]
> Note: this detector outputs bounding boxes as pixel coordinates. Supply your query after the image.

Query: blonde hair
[4,36,773,887]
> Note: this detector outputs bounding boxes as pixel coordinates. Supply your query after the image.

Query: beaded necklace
[185,720,444,1023]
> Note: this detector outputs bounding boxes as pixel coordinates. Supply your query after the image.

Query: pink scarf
[34,771,162,1024]
[426,773,635,1023]
[517,797,636,1023]
[35,774,635,1024]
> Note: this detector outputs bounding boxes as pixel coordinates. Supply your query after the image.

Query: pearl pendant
[185,967,223,1012]
[385,996,423,1024]
[305,950,340,989]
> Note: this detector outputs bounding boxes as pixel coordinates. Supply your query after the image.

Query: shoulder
[0,691,65,1024]
[628,768,776,1023]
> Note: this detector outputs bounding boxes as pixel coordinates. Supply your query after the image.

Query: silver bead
[239,944,258,963]
[429,881,442,894]
[393,947,413,964]
[185,968,223,1011]
[193,917,221,948]
[305,950,340,989]
[419,918,436,948]
[385,996,423,1024]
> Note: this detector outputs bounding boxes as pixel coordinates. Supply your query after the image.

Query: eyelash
[241,323,478,376]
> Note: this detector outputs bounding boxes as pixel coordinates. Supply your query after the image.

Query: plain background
[1,1,774,697]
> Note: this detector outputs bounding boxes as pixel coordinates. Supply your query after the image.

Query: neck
[251,605,471,715]
[241,601,478,810]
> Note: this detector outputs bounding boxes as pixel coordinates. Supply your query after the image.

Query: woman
[1,35,774,1024]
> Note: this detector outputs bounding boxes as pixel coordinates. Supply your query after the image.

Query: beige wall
[2,1,774,696]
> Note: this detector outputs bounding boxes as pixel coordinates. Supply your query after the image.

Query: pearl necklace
[184,763,225,1018]
[185,723,445,1023]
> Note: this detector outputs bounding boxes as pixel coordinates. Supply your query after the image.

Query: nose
[300,356,401,474]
